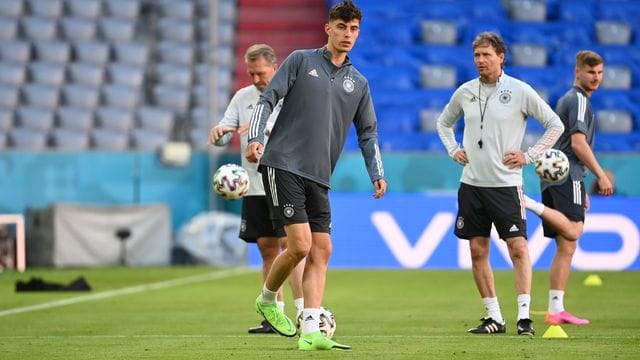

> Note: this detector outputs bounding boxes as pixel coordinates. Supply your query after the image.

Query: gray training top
[248,46,384,188]
[543,86,595,190]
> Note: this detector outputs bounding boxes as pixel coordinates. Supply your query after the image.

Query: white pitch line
[0,267,255,318]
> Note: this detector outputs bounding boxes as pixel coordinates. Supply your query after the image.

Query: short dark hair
[472,32,507,66]
[576,50,604,68]
[328,0,362,23]
[244,44,277,65]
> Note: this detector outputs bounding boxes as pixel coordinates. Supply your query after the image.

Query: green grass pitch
[1,267,638,359]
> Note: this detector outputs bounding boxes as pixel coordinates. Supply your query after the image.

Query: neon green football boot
[255,295,296,337]
[298,330,352,351]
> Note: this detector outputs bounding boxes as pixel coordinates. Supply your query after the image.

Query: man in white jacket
[437,32,564,336]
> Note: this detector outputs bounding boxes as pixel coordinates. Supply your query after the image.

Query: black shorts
[454,183,527,240]
[541,177,585,238]
[239,195,286,243]
[260,165,331,234]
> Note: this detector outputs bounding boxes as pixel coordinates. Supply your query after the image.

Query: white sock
[482,297,504,324]
[277,301,285,312]
[549,289,565,314]
[301,308,321,334]
[523,194,545,216]
[260,284,278,304]
[294,297,304,316]
[517,294,531,320]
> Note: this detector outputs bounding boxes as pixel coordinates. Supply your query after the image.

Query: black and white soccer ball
[212,164,249,200]
[296,306,337,339]
[535,149,570,183]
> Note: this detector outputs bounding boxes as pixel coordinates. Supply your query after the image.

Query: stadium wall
[2,152,639,270]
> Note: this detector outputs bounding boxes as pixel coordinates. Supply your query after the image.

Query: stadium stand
[331,0,640,152]
[0,0,637,152]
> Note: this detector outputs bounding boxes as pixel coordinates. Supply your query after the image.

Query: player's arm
[209,93,241,146]
[522,84,564,163]
[436,88,466,165]
[571,132,613,195]
[246,52,300,163]
[352,81,386,198]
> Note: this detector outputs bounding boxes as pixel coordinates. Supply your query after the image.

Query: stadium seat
[131,128,169,150]
[420,65,457,89]
[358,64,417,91]
[17,106,55,131]
[21,83,60,108]
[521,131,542,152]
[100,17,136,43]
[101,84,140,110]
[61,17,97,42]
[34,40,71,64]
[419,108,443,132]
[157,41,194,66]
[190,107,208,129]
[198,18,211,42]
[96,106,134,131]
[0,84,19,108]
[421,20,458,44]
[155,63,193,88]
[63,83,100,109]
[51,127,90,150]
[217,0,236,22]
[506,0,547,22]
[92,128,130,150]
[57,106,94,131]
[104,0,140,20]
[0,40,31,63]
[595,21,632,45]
[0,0,24,18]
[188,127,208,150]
[68,62,105,87]
[213,45,232,67]
[0,16,18,41]
[0,108,12,131]
[9,127,48,150]
[160,0,194,20]
[0,130,5,148]
[27,0,63,19]
[153,84,190,114]
[29,62,65,86]
[597,110,633,133]
[108,63,144,88]
[74,41,110,65]
[158,17,194,43]
[510,43,548,67]
[66,0,102,20]
[558,1,595,23]
[112,42,148,66]
[192,84,207,108]
[376,107,419,133]
[0,63,26,87]
[21,16,57,41]
[137,106,174,133]
[601,65,632,90]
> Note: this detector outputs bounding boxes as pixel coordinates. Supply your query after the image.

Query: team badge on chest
[343,76,355,93]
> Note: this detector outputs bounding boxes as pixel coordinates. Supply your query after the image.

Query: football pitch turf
[1,267,638,359]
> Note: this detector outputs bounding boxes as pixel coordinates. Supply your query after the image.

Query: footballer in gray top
[247,46,384,189]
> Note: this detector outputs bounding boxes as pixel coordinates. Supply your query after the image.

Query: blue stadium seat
[376,107,420,134]
[0,16,18,41]
[0,0,24,18]
[51,127,90,150]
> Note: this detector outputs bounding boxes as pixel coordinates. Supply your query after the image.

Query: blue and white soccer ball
[535,149,570,183]
[296,306,337,339]
[212,164,250,200]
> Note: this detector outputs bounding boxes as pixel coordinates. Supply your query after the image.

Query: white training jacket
[437,72,564,187]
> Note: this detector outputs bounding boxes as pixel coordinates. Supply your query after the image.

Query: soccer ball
[535,149,570,183]
[212,164,250,200]
[296,306,337,339]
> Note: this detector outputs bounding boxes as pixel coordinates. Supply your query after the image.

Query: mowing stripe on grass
[0,267,255,318]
